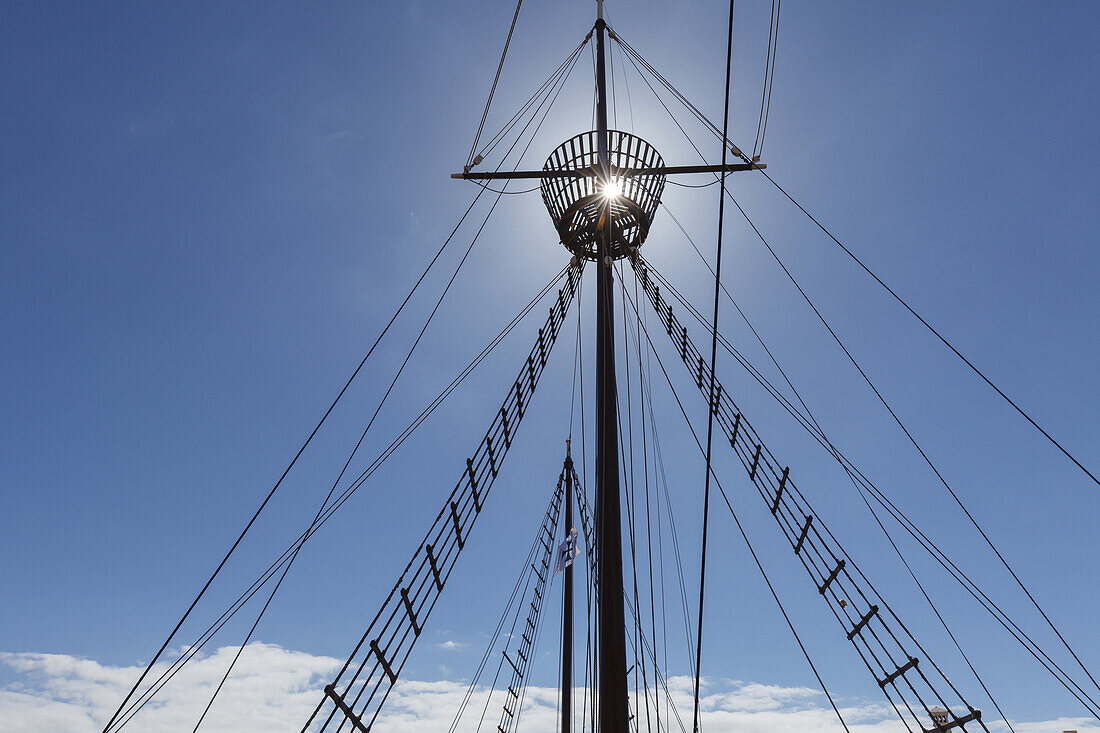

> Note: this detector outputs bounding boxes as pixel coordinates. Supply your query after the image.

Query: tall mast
[593,1,631,730]
[453,3,761,725]
[561,441,574,733]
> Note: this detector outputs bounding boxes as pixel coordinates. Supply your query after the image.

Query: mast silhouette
[561,441,574,733]
[592,2,631,730]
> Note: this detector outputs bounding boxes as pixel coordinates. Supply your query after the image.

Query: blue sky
[1,1,1098,730]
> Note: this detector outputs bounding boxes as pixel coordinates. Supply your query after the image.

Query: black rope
[578,271,588,529]
[188,158,498,731]
[470,473,563,730]
[751,0,775,157]
[621,21,1092,502]
[620,42,1098,494]
[630,257,992,730]
[758,169,1099,493]
[643,228,1018,729]
[640,256,1100,719]
[666,203,1017,728]
[474,37,590,167]
[638,252,1100,723]
[751,0,780,159]
[692,2,735,730]
[124,122,562,730]
[110,262,572,732]
[634,265,661,733]
[569,273,584,438]
[471,181,542,195]
[615,21,636,133]
[625,34,1099,711]
[729,181,1100,700]
[632,264,695,731]
[309,67,583,725]
[609,34,617,130]
[188,554,293,732]
[632,44,1005,709]
[616,258,690,726]
[447,502,545,733]
[648,378,698,677]
[572,372,689,733]
[101,183,492,733]
[666,178,721,189]
[310,267,581,733]
[717,482,851,732]
[619,271,852,733]
[617,263,654,733]
[610,29,747,160]
[761,167,1095,490]
[858,470,1017,732]
[467,0,525,168]
[146,80,578,721]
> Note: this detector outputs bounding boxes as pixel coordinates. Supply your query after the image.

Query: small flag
[553,526,579,576]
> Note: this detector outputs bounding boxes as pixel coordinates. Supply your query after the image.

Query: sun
[601,177,623,199]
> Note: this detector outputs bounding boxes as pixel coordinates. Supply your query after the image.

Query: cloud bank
[1,643,1094,733]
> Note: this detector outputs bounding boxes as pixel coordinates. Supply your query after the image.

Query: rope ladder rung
[878,656,919,688]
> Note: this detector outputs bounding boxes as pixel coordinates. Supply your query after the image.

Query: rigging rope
[666,178,721,189]
[758,170,1100,498]
[470,181,542,195]
[101,182,493,733]
[618,270,853,733]
[616,265,850,733]
[116,60,576,720]
[636,43,1025,715]
[447,477,564,733]
[136,27,590,731]
[305,264,582,733]
[630,259,998,731]
[639,287,673,733]
[609,36,617,130]
[109,262,574,732]
[607,14,636,135]
[639,256,1100,719]
[692,2,735,730]
[474,36,591,168]
[618,24,1095,506]
[751,0,780,160]
[857,473,1018,732]
[726,182,1100,701]
[188,161,498,730]
[617,267,655,733]
[572,449,691,733]
[616,263,690,726]
[618,29,1099,712]
[630,262,699,712]
[647,212,1019,729]
[118,127,580,730]
[495,477,564,733]
[109,7,1096,733]
[467,0,525,168]
[620,16,1095,492]
[610,29,745,159]
[633,261,660,731]
[569,273,584,439]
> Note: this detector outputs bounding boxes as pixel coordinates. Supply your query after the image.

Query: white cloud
[0,644,336,733]
[436,640,466,651]
[0,644,1095,733]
